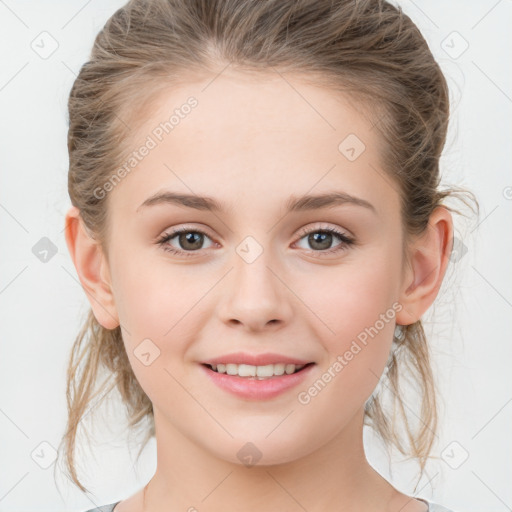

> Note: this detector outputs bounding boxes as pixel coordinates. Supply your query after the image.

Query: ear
[396,206,454,326]
[64,206,120,329]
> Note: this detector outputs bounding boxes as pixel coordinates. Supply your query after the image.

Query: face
[102,71,407,465]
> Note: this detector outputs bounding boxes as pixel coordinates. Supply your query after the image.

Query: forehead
[135,70,376,147]
[109,70,396,220]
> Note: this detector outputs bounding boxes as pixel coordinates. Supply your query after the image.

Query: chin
[204,430,320,468]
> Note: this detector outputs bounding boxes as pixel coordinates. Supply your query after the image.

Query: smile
[200,362,315,400]
[204,363,310,379]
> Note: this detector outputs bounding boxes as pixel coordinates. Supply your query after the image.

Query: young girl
[60,0,477,511]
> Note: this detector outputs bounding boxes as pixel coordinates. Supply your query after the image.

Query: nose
[217,248,293,332]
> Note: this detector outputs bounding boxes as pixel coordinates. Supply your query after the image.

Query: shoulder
[424,499,459,512]
[82,501,121,512]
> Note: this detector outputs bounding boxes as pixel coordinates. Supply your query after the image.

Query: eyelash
[155,225,355,258]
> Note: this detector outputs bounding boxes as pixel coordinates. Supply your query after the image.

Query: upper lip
[201,352,313,366]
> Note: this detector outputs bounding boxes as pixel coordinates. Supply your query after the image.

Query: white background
[0,1,510,511]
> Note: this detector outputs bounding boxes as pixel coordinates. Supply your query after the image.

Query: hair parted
[58,0,479,494]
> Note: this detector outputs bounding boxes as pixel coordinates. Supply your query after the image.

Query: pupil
[181,232,202,250]
[309,232,331,250]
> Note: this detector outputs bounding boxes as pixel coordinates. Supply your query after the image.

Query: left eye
[156,226,355,258]
[294,227,354,254]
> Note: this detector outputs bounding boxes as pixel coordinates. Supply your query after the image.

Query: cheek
[298,251,399,402]
[109,254,210,377]
[110,249,197,336]
[110,258,194,407]
[303,250,400,346]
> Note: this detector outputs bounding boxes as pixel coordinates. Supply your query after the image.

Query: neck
[144,407,398,512]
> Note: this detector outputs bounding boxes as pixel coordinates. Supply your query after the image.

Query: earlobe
[395,206,454,326]
[64,206,120,330]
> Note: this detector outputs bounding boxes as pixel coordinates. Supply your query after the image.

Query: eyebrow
[136,190,377,215]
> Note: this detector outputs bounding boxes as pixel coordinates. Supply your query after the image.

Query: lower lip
[199,363,315,400]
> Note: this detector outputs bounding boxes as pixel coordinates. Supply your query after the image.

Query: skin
[65,69,453,512]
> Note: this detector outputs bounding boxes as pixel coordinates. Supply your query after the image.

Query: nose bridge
[218,234,291,329]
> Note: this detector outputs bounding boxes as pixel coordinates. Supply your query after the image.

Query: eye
[156,224,355,258]
[294,225,355,256]
[156,227,215,258]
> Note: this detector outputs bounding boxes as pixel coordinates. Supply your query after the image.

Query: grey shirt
[82,498,457,512]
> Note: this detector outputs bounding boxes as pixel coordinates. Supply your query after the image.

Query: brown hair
[58,0,479,495]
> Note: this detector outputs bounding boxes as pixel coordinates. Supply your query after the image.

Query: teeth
[209,363,306,378]
[285,364,295,375]
[273,363,285,376]
[257,364,274,377]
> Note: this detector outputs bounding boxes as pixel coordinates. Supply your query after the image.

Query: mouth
[201,362,314,380]
[199,352,316,400]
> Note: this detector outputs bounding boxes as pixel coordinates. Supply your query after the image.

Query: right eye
[156,227,215,257]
